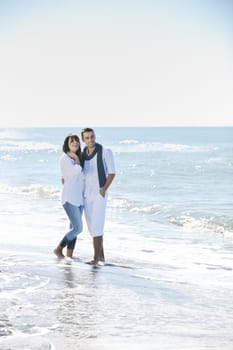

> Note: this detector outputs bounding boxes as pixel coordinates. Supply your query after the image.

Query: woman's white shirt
[60,152,84,206]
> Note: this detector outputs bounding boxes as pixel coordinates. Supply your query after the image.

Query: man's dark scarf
[82,143,106,187]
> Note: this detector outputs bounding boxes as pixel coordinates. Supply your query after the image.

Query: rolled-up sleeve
[103,148,116,175]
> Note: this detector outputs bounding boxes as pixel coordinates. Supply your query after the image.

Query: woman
[54,134,84,261]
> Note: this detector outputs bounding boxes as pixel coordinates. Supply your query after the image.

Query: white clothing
[60,153,84,206]
[83,148,115,199]
[83,146,115,237]
[84,194,107,237]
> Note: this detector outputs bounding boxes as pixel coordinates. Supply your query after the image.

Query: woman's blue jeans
[60,202,83,248]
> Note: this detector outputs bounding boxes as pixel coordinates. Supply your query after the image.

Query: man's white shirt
[83,147,115,199]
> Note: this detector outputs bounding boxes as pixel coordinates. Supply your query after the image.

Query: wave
[0,137,220,154]
[114,142,219,153]
[0,140,60,152]
[0,129,28,140]
[0,154,19,161]
[108,197,233,236]
[119,139,139,144]
[0,185,231,237]
[108,198,170,216]
[0,184,60,199]
[170,215,233,236]
[129,204,169,215]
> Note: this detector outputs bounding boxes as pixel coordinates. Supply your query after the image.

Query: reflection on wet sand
[55,261,103,343]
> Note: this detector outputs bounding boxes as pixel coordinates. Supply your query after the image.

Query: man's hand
[99,174,115,197]
[99,188,106,198]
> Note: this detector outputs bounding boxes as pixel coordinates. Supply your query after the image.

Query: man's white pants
[84,194,107,237]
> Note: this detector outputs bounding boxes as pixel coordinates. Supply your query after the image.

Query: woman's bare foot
[54,247,64,258]
[66,248,74,258]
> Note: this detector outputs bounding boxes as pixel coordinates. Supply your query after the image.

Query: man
[81,127,116,266]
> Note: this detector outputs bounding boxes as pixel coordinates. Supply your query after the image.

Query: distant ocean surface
[0,127,233,350]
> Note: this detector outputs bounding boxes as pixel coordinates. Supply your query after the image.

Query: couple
[54,128,116,266]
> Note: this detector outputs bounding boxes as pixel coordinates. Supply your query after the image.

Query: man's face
[82,131,96,148]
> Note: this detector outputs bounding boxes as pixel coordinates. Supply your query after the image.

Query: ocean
[0,127,233,350]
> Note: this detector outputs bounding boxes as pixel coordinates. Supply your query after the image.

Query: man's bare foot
[53,248,64,258]
[86,259,99,267]
[86,259,97,265]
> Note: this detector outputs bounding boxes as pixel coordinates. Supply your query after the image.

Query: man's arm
[100,174,115,197]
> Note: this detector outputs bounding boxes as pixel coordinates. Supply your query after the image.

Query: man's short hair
[81,128,95,138]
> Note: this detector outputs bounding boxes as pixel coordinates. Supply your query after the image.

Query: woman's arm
[60,155,82,179]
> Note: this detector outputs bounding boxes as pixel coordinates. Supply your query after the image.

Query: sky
[0,0,232,127]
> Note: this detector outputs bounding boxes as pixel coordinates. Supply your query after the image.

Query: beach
[0,127,233,349]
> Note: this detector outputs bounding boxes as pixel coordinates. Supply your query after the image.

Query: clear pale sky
[0,0,232,127]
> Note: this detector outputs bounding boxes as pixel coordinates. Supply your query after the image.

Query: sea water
[0,127,232,350]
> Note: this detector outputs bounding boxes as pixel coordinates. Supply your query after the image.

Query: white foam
[119,139,139,144]
[0,129,28,140]
[0,183,60,199]
[108,197,169,216]
[130,204,167,215]
[204,157,230,165]
[170,215,233,236]
[114,142,218,153]
[9,327,50,337]
[108,198,131,209]
[0,273,50,298]
[0,154,19,161]
[0,140,60,152]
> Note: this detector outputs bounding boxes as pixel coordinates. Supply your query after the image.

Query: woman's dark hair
[62,134,82,164]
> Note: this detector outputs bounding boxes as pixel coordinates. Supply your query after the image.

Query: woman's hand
[67,152,80,164]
